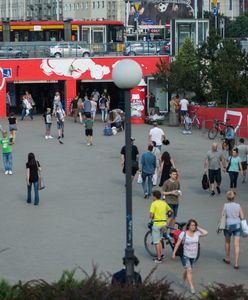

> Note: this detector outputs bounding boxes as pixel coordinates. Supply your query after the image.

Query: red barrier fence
[189,106,248,138]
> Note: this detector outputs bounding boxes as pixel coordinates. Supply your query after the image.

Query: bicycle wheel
[144,230,156,257]
[208,127,218,139]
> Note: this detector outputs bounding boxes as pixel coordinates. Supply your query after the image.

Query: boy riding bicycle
[149,190,173,263]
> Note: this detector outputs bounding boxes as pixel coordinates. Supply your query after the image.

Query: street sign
[2,68,12,79]
[213,6,217,16]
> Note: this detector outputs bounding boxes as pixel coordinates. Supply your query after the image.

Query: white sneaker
[5,171,8,175]
[9,170,12,175]
[45,136,49,139]
[48,136,53,139]
[87,143,90,146]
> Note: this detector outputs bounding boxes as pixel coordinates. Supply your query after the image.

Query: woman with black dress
[26,153,41,205]
[159,151,176,187]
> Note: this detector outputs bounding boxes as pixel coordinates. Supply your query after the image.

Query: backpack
[202,173,210,190]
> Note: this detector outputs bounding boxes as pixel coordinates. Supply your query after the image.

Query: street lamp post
[112,60,142,284]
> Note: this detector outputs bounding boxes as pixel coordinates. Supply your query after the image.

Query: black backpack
[202,173,210,190]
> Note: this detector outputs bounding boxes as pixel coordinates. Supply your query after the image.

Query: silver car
[124,42,162,56]
[48,43,92,58]
[0,46,29,58]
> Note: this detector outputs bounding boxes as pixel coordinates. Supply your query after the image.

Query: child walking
[43,108,53,139]
[84,117,94,146]
[55,105,65,144]
[8,112,17,143]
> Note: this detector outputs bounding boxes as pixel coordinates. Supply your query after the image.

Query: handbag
[217,209,226,233]
[175,232,186,257]
[241,219,248,237]
[202,173,209,190]
[36,161,45,190]
[137,171,143,184]
[162,139,170,146]
[226,157,232,172]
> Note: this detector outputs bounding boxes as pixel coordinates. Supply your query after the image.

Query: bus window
[82,28,90,44]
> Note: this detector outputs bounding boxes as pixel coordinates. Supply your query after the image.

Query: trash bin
[169,112,179,126]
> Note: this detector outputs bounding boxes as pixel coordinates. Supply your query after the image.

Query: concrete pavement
[0,115,247,292]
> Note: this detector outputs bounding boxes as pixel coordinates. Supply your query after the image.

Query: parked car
[124,41,170,56]
[0,46,29,58]
[47,43,92,58]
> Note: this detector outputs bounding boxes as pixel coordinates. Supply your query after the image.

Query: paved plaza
[0,115,247,292]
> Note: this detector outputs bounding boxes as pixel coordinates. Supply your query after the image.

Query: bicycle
[191,111,201,129]
[182,112,201,131]
[208,119,230,140]
[144,221,200,261]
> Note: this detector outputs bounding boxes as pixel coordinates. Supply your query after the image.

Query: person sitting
[110,110,123,131]
[111,256,142,285]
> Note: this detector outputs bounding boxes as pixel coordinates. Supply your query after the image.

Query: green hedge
[0,269,247,300]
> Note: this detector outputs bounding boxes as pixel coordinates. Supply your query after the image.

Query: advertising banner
[129,0,203,25]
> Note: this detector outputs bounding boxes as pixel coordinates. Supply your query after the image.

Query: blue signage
[2,68,12,78]
[213,6,217,16]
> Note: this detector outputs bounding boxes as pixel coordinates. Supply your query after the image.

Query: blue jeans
[101,108,108,122]
[229,171,239,188]
[141,172,153,195]
[3,152,12,171]
[21,108,33,120]
[27,181,39,205]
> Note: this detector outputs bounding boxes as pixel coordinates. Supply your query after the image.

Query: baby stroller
[183,114,192,131]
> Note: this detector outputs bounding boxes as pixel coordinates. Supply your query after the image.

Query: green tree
[169,38,199,94]
[226,10,248,38]
[210,39,248,105]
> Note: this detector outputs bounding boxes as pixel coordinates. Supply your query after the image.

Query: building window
[76,3,79,9]
[97,1,100,8]
[93,1,95,8]
[102,1,104,7]
[85,2,88,8]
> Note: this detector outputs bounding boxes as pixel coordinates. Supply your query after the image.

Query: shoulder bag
[217,208,226,233]
[226,157,232,172]
[175,231,186,257]
[241,219,248,238]
[36,161,45,190]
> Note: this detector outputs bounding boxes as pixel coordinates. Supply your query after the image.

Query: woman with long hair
[172,219,208,294]
[26,153,41,205]
[226,148,243,193]
[159,151,175,187]
[77,98,84,123]
[220,191,245,269]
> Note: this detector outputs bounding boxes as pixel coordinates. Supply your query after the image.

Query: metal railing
[0,41,170,59]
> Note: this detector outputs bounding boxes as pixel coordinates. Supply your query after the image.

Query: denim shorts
[180,256,195,269]
[224,223,241,237]
[169,204,179,218]
[57,121,64,130]
[45,123,51,130]
[152,225,166,244]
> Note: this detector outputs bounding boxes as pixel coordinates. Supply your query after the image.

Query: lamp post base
[125,247,134,284]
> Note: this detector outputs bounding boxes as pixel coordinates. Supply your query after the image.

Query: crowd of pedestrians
[116,113,247,294]
[1,91,248,294]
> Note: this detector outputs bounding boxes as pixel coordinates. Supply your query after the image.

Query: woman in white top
[172,219,208,295]
[219,191,244,269]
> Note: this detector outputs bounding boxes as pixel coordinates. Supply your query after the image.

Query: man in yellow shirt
[149,190,172,263]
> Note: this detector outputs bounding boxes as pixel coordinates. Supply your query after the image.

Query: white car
[48,43,92,58]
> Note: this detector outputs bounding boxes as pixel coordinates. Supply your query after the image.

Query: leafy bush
[0,269,247,300]
[199,283,248,300]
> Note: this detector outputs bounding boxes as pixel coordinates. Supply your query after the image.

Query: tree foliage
[154,32,248,105]
[169,38,199,94]
[226,10,248,38]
